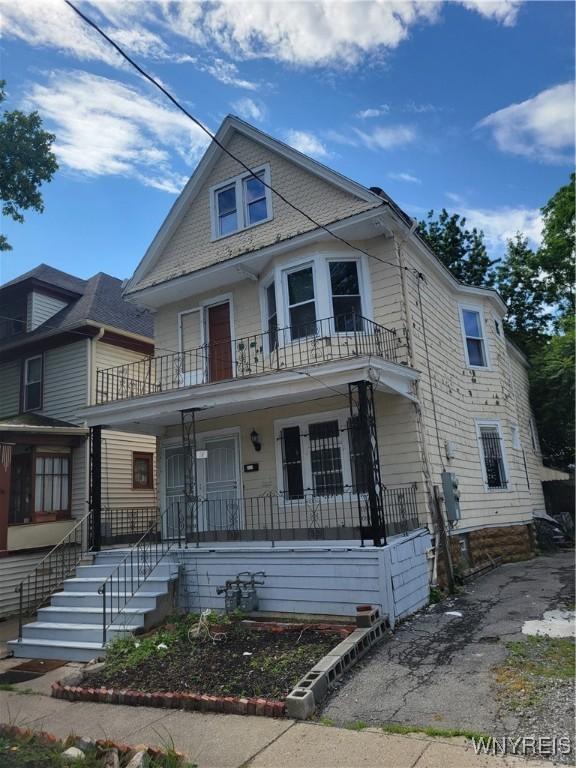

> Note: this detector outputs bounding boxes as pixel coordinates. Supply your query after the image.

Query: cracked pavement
[321,552,574,735]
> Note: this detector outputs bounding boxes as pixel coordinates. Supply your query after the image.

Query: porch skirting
[171,528,431,626]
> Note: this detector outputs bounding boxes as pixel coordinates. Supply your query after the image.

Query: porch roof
[0,413,89,436]
[81,356,420,433]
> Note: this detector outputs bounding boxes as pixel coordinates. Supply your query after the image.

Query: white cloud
[355,125,416,150]
[25,70,210,193]
[356,106,390,119]
[389,172,421,184]
[232,97,266,122]
[458,1,522,27]
[478,82,575,164]
[199,59,258,90]
[460,206,543,252]
[285,130,330,159]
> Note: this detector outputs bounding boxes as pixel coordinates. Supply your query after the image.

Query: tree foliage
[538,172,575,317]
[418,208,498,286]
[0,80,58,251]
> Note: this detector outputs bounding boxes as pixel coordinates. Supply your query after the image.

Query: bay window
[286,265,317,339]
[266,281,279,350]
[329,261,363,331]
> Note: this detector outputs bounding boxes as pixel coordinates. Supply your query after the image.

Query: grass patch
[495,635,575,710]
[345,721,369,731]
[318,716,334,727]
[380,723,490,740]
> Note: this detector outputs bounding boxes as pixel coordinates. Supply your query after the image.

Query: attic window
[211,164,272,239]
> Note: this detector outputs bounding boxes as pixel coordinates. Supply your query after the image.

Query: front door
[163,435,241,538]
[207,302,232,382]
[203,436,240,531]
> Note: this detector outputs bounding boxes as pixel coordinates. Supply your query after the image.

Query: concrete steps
[7,550,178,662]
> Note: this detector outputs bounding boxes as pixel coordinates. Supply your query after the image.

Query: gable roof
[124,114,384,295]
[0,268,153,354]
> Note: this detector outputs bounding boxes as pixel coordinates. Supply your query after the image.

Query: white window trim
[475,419,510,492]
[528,416,540,454]
[209,163,272,241]
[262,251,373,344]
[260,273,278,355]
[274,409,354,499]
[23,354,43,412]
[459,303,491,370]
[176,294,236,384]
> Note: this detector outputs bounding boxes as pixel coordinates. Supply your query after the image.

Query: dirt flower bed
[88,617,344,701]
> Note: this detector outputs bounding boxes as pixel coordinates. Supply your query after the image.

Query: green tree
[0,80,58,251]
[495,233,549,348]
[418,208,498,286]
[539,172,575,318]
[529,314,575,468]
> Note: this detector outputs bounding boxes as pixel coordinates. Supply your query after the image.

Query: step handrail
[98,505,185,645]
[15,509,95,641]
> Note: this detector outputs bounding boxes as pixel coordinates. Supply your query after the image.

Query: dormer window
[211,164,272,239]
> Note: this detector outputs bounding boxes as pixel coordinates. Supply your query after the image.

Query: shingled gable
[124,115,384,296]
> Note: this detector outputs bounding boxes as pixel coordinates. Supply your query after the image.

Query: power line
[63,0,409,276]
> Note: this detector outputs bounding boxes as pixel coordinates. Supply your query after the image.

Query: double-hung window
[461,307,488,368]
[212,165,271,238]
[329,261,363,331]
[286,265,317,340]
[478,422,508,490]
[23,355,43,411]
[34,454,70,516]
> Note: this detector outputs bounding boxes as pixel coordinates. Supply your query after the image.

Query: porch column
[181,409,199,546]
[349,381,387,547]
[0,443,13,551]
[89,426,102,552]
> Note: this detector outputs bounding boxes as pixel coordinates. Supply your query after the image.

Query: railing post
[17,581,24,641]
[101,583,107,646]
[89,426,102,552]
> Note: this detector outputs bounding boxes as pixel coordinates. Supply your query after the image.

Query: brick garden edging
[0,722,186,763]
[51,620,355,719]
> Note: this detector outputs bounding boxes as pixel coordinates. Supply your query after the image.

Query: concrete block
[356,607,380,628]
[294,669,329,703]
[285,688,315,720]
[311,654,345,686]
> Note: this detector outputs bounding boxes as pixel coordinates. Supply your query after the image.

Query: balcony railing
[96,313,401,405]
[164,484,421,546]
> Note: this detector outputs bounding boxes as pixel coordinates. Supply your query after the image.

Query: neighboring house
[8,117,547,660]
[0,265,157,617]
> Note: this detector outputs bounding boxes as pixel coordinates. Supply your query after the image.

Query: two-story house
[8,118,546,660]
[0,265,157,618]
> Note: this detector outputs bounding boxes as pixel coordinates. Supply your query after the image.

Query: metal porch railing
[95,313,402,404]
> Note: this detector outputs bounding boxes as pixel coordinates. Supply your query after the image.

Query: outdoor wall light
[250,429,262,452]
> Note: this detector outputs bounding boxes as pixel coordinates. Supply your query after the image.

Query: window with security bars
[34,454,70,514]
[309,421,344,496]
[479,426,507,489]
[280,419,345,499]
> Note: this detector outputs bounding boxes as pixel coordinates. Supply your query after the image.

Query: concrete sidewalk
[0,687,551,768]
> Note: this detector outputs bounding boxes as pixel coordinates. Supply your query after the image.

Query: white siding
[101,430,157,509]
[0,360,20,418]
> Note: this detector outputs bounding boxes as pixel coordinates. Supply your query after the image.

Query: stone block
[286,688,315,720]
[310,654,345,686]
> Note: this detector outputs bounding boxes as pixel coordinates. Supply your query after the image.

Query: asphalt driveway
[322,552,574,742]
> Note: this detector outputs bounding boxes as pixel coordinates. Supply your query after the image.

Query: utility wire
[63,0,409,276]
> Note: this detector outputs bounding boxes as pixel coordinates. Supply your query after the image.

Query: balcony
[96,314,403,405]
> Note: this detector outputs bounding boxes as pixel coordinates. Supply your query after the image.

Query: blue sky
[1,1,574,285]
